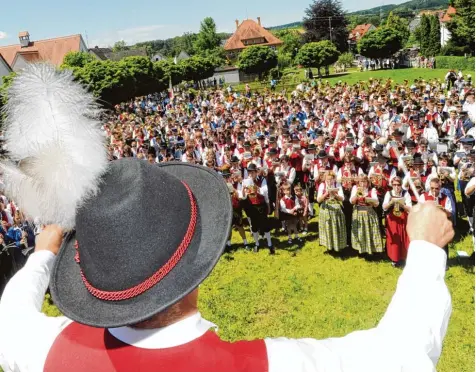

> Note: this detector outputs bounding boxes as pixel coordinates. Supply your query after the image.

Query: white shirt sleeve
[287,168,296,185]
[370,188,379,204]
[404,192,412,207]
[383,192,391,211]
[317,183,325,199]
[265,241,451,372]
[464,177,476,196]
[0,251,73,372]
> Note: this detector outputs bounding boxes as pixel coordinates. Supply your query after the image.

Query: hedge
[435,56,475,71]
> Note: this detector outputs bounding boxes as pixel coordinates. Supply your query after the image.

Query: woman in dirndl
[350,175,384,255]
[382,177,412,266]
[316,172,347,252]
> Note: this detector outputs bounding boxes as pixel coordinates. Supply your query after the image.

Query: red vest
[423,193,447,208]
[281,196,296,209]
[44,322,268,372]
[289,153,303,171]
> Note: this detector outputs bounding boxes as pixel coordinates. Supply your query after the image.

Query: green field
[37,205,475,372]
[233,67,475,94]
[199,214,474,372]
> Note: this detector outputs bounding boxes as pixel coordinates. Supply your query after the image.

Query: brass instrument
[392,196,404,217]
[370,173,383,188]
[356,187,364,199]
[460,163,475,181]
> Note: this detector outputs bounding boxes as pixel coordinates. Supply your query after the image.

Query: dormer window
[19,31,30,48]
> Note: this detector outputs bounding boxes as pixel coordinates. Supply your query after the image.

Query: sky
[0,0,407,48]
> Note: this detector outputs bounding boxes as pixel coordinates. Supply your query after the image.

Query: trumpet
[356,187,364,198]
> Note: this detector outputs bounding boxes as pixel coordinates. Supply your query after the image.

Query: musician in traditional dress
[426,153,457,225]
[317,172,347,252]
[337,154,362,247]
[382,177,412,266]
[242,184,275,254]
[226,183,249,250]
[419,178,452,258]
[350,175,384,255]
[294,184,309,235]
[302,143,316,217]
[280,183,302,245]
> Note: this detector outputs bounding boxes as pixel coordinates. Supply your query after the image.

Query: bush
[435,56,475,70]
[337,52,354,67]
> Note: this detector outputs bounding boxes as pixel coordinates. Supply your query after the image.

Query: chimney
[18,31,30,48]
[257,17,261,26]
[235,19,239,29]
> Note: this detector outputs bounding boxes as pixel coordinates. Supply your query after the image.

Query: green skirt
[351,206,384,254]
[319,201,347,252]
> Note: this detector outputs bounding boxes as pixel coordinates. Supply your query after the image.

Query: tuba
[392,196,402,217]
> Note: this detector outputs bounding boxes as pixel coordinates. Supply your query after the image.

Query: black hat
[317,150,328,159]
[258,134,265,140]
[413,155,424,165]
[243,141,251,147]
[268,148,278,155]
[308,143,317,150]
[460,136,475,145]
[221,169,232,178]
[269,136,277,143]
[247,163,258,172]
[230,155,240,163]
[345,132,355,139]
[392,130,404,137]
[405,140,416,149]
[50,159,232,328]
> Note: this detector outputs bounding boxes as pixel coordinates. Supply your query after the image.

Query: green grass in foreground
[233,67,475,94]
[199,218,474,372]
[37,210,475,372]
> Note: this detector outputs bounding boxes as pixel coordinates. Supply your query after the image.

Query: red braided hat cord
[74,181,197,301]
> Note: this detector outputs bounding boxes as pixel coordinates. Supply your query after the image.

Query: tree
[337,52,354,67]
[112,40,128,52]
[385,11,410,45]
[237,46,278,79]
[295,40,340,74]
[446,0,475,55]
[419,14,431,56]
[194,17,221,53]
[427,15,441,56]
[61,51,96,69]
[358,27,402,59]
[303,0,349,52]
[273,29,303,58]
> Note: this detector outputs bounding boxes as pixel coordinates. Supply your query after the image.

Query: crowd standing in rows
[104,73,475,264]
[0,72,475,292]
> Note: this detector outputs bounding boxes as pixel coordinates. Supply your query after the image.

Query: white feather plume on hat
[0,63,108,229]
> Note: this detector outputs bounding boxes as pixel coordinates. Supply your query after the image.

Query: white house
[440,6,456,47]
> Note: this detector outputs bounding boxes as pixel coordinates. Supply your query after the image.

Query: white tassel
[0,63,108,229]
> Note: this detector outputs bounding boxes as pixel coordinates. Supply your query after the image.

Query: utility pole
[328,17,332,41]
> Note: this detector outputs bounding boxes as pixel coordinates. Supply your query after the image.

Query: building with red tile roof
[348,24,376,42]
[0,32,88,71]
[224,18,283,56]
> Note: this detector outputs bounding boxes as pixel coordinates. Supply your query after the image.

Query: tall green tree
[273,29,303,58]
[358,27,402,59]
[194,17,221,53]
[428,15,441,56]
[295,40,340,74]
[386,11,410,45]
[419,14,431,56]
[446,0,475,55]
[112,40,128,52]
[61,51,96,69]
[303,0,349,52]
[237,46,278,79]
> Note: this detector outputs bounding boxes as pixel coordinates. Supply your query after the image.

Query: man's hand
[35,225,64,255]
[407,202,454,248]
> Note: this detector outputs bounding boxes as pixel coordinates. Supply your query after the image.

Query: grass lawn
[35,203,474,372]
[200,214,474,372]
[232,67,475,94]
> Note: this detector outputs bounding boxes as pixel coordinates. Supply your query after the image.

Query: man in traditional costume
[0,64,456,372]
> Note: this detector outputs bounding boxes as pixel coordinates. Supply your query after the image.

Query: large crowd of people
[0,71,475,291]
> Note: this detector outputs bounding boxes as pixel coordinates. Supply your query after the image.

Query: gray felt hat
[50,158,232,328]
